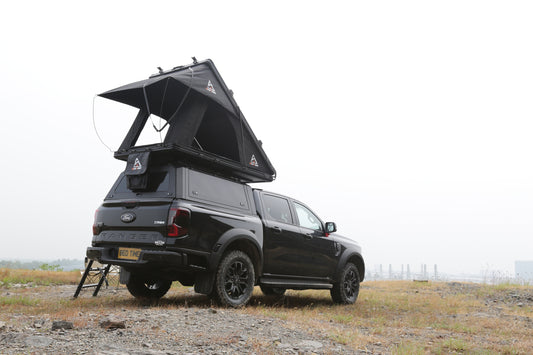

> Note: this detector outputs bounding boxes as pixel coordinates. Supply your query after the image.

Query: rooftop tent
[98,59,276,183]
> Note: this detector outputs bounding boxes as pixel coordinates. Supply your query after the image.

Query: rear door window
[262,195,293,224]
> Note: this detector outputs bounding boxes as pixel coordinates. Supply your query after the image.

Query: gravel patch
[0,285,355,354]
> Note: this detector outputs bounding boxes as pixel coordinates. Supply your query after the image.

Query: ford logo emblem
[120,212,136,223]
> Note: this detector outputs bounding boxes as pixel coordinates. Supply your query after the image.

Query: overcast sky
[1,1,531,276]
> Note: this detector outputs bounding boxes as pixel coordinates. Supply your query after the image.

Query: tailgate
[93,199,173,247]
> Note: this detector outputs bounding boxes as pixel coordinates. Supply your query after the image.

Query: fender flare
[208,228,263,274]
[195,228,262,296]
[335,250,365,282]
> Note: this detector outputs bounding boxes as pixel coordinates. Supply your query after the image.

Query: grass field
[246,282,533,354]
[1,269,531,354]
[0,268,80,286]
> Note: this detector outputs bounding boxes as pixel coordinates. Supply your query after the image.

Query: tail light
[167,208,190,237]
[92,209,101,235]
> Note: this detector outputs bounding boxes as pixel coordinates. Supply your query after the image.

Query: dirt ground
[1,281,532,354]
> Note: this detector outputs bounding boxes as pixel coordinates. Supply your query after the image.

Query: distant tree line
[0,258,84,271]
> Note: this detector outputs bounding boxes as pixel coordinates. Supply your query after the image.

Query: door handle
[273,226,282,234]
[304,233,313,240]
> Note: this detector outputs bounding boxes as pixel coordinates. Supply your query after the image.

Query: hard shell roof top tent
[99,59,276,183]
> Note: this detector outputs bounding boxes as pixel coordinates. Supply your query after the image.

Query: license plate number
[118,247,142,260]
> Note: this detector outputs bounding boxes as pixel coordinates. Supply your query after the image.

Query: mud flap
[194,272,215,295]
[119,267,131,285]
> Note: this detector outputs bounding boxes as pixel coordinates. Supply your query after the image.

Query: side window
[294,202,323,231]
[262,195,293,224]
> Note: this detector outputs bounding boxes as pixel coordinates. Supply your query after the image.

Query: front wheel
[126,275,172,300]
[212,250,255,307]
[330,263,360,304]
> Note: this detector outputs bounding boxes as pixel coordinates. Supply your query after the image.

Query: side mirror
[325,222,337,234]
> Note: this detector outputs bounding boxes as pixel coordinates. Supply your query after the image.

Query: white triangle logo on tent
[132,158,142,170]
[206,80,216,95]
[249,154,259,167]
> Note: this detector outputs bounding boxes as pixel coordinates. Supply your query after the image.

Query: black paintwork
[88,165,364,294]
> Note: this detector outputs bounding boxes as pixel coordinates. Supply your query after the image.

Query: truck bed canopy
[99,59,276,183]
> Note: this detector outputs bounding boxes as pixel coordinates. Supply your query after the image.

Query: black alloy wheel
[213,250,255,307]
[331,262,360,304]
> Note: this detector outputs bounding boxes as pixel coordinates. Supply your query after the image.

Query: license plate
[118,247,142,260]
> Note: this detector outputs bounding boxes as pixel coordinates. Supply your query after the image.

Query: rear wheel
[212,250,255,307]
[126,275,172,300]
[260,285,286,296]
[331,263,360,304]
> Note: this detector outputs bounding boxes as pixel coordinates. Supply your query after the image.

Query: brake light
[92,209,100,235]
[167,208,190,237]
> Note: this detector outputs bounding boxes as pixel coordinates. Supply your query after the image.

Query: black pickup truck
[87,165,365,307]
[87,59,364,307]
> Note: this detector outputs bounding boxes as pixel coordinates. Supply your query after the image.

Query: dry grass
[242,281,533,354]
[1,271,531,354]
[0,268,80,286]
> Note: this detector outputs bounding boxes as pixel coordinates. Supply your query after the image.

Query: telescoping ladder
[73,259,112,298]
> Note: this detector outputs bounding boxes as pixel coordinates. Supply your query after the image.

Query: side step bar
[260,277,332,290]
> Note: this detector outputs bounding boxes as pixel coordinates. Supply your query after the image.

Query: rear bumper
[86,246,195,269]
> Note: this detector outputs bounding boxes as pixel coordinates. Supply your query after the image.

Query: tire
[212,250,255,307]
[260,285,286,296]
[126,275,172,300]
[330,262,360,304]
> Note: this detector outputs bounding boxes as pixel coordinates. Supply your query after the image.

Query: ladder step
[73,260,113,298]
